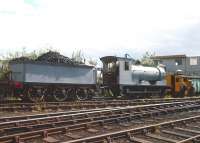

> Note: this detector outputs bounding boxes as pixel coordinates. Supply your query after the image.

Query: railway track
[0,97,200,112]
[0,100,199,143]
[66,115,200,143]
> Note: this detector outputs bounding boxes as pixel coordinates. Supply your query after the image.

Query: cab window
[124,61,129,71]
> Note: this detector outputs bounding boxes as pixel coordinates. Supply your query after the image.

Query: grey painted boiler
[131,65,166,82]
[118,59,166,85]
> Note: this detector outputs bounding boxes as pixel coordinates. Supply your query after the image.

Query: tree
[140,52,155,66]
[0,47,57,79]
[1,47,57,61]
[71,50,85,64]
[88,58,97,66]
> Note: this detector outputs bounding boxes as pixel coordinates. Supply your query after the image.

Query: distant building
[152,55,200,76]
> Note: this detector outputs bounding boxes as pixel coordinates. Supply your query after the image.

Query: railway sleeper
[146,133,179,143]
[0,114,196,143]
[0,103,199,134]
[0,103,199,142]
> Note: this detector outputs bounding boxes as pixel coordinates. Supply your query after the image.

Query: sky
[0,0,200,60]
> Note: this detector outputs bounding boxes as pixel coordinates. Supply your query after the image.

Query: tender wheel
[76,88,88,100]
[86,89,94,100]
[27,87,45,102]
[53,88,69,102]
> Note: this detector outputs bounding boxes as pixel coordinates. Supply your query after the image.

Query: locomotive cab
[100,56,119,96]
[100,56,134,96]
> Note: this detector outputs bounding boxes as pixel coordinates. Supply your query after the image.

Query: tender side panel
[10,63,24,82]
[10,63,96,85]
[24,64,96,85]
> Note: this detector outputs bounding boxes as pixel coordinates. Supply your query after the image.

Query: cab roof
[100,56,134,63]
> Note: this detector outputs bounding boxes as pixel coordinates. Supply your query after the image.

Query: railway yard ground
[0,97,200,143]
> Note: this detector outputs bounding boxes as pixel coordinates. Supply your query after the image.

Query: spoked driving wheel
[27,87,45,102]
[76,88,88,100]
[53,88,69,102]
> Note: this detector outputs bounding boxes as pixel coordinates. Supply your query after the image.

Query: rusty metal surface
[1,97,200,113]
[0,100,199,143]
[64,115,200,143]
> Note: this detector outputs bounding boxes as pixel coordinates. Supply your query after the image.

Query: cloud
[0,0,41,16]
[0,0,200,59]
[152,21,200,56]
[24,0,39,8]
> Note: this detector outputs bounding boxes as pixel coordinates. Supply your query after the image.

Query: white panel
[119,60,136,85]
[190,57,198,65]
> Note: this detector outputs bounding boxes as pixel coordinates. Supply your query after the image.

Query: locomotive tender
[0,53,169,102]
[0,61,96,102]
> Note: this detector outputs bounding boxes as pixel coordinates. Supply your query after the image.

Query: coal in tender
[10,57,33,62]
[35,51,75,64]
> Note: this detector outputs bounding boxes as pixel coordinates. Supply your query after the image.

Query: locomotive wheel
[76,88,88,100]
[53,88,69,102]
[27,87,45,102]
[86,89,94,99]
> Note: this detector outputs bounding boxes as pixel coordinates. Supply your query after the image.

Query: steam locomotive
[0,53,169,102]
[100,56,168,98]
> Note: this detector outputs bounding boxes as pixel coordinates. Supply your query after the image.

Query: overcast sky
[0,0,200,60]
